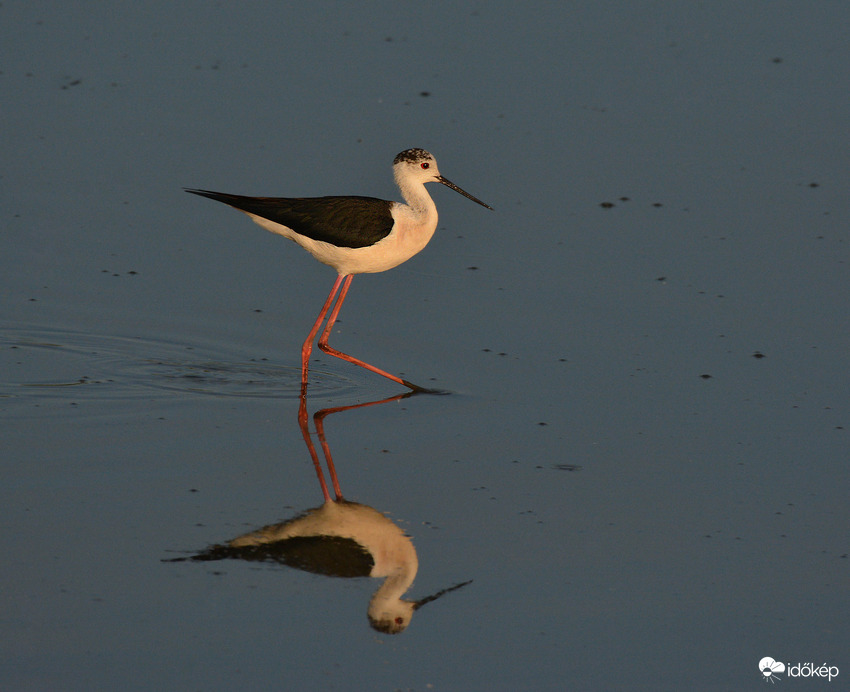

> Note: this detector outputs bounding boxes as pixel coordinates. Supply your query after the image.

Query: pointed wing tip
[184,188,229,203]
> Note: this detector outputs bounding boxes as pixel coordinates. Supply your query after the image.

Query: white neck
[395,170,437,216]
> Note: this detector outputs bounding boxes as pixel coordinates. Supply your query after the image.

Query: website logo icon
[760,657,786,683]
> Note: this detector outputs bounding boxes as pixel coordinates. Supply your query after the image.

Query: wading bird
[186,148,491,391]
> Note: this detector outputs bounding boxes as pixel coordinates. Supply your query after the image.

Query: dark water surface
[2,2,848,690]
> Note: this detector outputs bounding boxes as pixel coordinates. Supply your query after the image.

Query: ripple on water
[0,325,358,407]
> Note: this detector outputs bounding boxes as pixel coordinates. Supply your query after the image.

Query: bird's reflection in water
[168,387,470,634]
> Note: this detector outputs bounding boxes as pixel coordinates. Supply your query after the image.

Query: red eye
[420,162,429,169]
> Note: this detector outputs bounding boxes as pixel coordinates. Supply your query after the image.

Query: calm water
[2,2,848,690]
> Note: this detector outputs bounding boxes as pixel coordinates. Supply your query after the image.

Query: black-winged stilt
[186,148,491,391]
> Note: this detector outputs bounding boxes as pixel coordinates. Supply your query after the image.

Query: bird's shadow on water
[164,385,471,634]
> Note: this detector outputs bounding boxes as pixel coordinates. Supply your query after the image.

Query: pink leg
[313,275,420,389]
[301,275,346,385]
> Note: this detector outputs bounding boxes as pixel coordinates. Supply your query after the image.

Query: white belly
[247,206,438,276]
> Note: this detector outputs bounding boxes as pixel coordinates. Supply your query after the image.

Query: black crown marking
[393,148,433,165]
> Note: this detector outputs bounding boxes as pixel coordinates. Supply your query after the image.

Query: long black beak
[437,176,493,210]
[413,579,473,611]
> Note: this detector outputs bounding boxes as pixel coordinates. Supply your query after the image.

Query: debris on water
[552,464,581,472]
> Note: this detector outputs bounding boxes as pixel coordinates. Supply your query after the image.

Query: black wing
[185,189,395,249]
